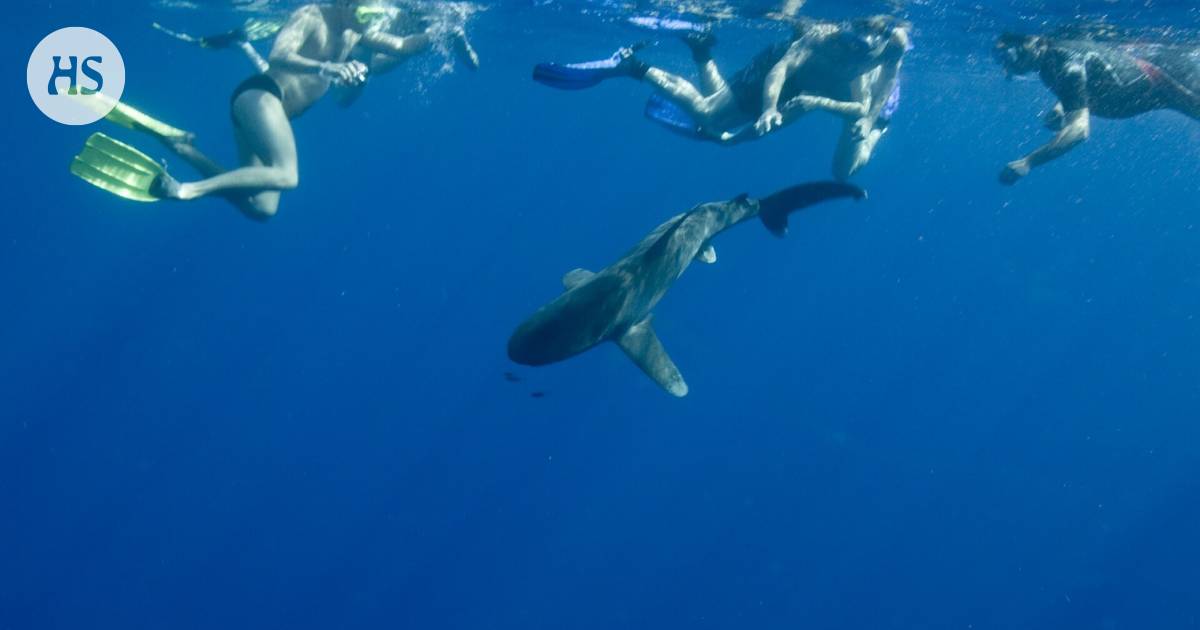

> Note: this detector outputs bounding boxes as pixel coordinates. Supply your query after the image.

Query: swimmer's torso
[1041,40,1190,118]
[267,6,359,118]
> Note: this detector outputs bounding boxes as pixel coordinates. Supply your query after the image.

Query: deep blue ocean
[4,1,1200,628]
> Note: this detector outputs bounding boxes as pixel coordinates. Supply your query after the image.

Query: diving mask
[355,4,399,25]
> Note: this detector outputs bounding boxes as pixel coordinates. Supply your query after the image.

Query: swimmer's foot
[682,31,716,62]
[149,169,185,200]
[615,45,650,79]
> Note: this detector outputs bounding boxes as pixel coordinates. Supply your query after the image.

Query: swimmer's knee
[245,197,280,221]
[279,171,299,190]
[239,189,282,221]
[697,91,732,117]
[270,166,299,190]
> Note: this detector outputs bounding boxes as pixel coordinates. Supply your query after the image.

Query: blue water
[4,1,1200,628]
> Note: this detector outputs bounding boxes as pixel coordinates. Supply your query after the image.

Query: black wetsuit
[1040,40,1200,118]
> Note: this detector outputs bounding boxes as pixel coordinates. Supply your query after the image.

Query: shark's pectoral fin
[562,268,596,290]
[616,317,688,397]
[696,243,717,264]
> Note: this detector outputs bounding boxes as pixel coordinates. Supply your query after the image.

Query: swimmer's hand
[999,158,1030,185]
[320,60,369,86]
[755,108,783,135]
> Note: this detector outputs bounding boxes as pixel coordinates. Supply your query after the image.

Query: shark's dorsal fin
[696,243,717,264]
[616,317,688,397]
[561,268,595,290]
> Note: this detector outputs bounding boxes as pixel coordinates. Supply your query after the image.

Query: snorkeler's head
[353,3,399,26]
[994,33,1044,77]
[840,15,912,58]
[332,1,396,28]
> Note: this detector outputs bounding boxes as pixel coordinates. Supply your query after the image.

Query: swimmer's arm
[1001,109,1089,183]
[785,93,869,118]
[779,69,870,118]
[266,6,330,74]
[1001,64,1088,183]
[1025,107,1091,166]
[360,29,432,59]
[367,53,402,75]
[863,36,905,121]
[762,41,812,115]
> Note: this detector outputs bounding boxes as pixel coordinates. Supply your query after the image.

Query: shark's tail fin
[758,181,867,237]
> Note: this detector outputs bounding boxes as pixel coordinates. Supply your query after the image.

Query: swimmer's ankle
[618,48,649,79]
[683,32,716,62]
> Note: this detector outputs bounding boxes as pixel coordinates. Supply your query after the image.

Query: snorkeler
[533,16,910,180]
[153,5,479,106]
[71,2,445,219]
[994,32,1200,185]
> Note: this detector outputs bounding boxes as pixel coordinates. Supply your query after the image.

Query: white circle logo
[27,27,125,125]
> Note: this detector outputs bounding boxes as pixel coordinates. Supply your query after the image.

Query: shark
[506,181,866,397]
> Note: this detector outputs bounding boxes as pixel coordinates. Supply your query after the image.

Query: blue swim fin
[643,94,705,140]
[532,46,643,90]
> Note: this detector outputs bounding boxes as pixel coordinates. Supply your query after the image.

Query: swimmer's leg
[157,136,275,220]
[642,67,734,126]
[832,119,886,181]
[231,128,282,220]
[172,89,298,219]
[682,32,728,95]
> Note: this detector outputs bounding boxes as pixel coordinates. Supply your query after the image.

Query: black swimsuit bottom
[229,74,285,126]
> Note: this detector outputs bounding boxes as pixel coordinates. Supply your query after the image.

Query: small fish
[503,372,522,383]
[530,391,546,399]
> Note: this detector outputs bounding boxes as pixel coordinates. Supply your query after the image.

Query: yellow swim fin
[70,132,165,202]
[72,92,194,142]
[105,100,193,142]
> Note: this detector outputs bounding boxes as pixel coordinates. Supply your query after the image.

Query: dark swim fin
[758,181,867,237]
[532,46,645,90]
[152,18,282,49]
